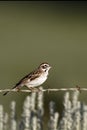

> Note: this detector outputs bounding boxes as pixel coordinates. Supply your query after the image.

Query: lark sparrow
[3,62,51,95]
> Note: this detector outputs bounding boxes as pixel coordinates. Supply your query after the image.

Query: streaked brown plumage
[3,62,51,96]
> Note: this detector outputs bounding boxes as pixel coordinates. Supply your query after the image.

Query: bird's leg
[37,87,43,92]
[76,85,81,93]
[16,87,21,92]
[28,87,42,92]
[28,87,37,92]
[33,87,43,93]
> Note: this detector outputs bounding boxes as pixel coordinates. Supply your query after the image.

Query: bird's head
[38,62,52,72]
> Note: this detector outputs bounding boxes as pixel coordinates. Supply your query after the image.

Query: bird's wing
[13,69,41,88]
[3,69,42,96]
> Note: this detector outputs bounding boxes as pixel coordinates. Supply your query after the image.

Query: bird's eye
[42,65,46,69]
[42,65,45,69]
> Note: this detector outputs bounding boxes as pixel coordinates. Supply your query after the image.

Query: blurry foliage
[0,2,87,128]
[0,87,87,130]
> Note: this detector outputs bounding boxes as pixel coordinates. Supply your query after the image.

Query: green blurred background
[0,1,87,122]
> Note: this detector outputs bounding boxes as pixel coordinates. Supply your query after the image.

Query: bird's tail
[3,91,10,96]
[3,85,17,96]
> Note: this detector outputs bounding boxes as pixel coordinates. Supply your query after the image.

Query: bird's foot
[29,87,42,93]
[16,87,20,92]
[28,87,37,92]
[37,87,43,92]
[76,85,81,93]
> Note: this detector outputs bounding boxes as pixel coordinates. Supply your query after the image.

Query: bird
[3,62,52,96]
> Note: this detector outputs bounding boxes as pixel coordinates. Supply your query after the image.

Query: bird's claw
[76,85,81,93]
[29,87,42,93]
[16,87,20,92]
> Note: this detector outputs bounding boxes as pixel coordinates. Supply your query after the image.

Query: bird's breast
[26,74,48,87]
